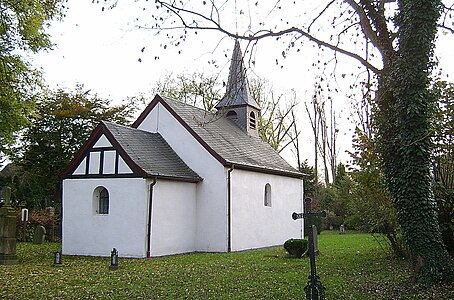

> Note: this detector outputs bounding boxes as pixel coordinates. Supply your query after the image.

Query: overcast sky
[33,0,454,169]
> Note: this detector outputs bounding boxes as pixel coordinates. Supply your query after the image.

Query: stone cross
[0,187,18,265]
[292,197,326,300]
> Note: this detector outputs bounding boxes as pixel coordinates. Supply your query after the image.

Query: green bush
[344,214,363,230]
[15,208,58,242]
[283,238,308,258]
[304,218,323,236]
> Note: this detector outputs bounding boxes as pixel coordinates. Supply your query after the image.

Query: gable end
[132,95,227,166]
[60,123,147,179]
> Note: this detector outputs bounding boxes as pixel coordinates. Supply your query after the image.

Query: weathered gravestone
[109,248,119,270]
[312,225,319,255]
[0,187,18,265]
[339,224,346,234]
[33,225,46,244]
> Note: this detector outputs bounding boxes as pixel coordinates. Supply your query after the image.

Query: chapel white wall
[230,169,303,251]
[62,178,148,257]
[149,179,197,256]
[137,103,227,252]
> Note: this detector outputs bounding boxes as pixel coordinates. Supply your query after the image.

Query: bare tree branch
[152,0,383,74]
[439,24,454,33]
[308,0,337,33]
[343,0,381,49]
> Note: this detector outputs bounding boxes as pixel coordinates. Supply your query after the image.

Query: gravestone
[312,225,319,255]
[110,248,119,270]
[33,226,46,244]
[0,187,18,265]
[46,207,55,242]
[339,224,346,234]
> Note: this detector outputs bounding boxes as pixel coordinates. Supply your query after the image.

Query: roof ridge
[161,95,218,115]
[103,120,158,135]
[159,95,301,177]
[105,120,202,182]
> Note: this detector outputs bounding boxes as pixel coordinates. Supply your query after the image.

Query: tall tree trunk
[306,96,320,183]
[328,98,337,184]
[321,129,330,186]
[378,0,452,283]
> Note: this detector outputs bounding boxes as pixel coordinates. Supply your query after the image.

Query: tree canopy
[431,81,454,253]
[7,85,138,209]
[0,0,66,156]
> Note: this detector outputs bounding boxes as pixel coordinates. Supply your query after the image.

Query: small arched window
[226,110,238,120]
[94,187,109,214]
[99,188,109,214]
[249,111,256,129]
[264,183,271,207]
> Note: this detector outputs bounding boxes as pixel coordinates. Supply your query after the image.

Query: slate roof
[103,121,202,182]
[145,96,302,178]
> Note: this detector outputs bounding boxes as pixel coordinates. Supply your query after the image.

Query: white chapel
[60,41,304,257]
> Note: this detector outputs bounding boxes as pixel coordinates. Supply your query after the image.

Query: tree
[299,159,322,199]
[374,1,452,283]
[0,0,66,160]
[432,81,454,253]
[102,0,454,282]
[345,71,406,257]
[348,127,405,257]
[153,71,223,111]
[316,163,353,231]
[306,81,339,185]
[298,159,325,234]
[10,85,138,209]
[252,78,299,154]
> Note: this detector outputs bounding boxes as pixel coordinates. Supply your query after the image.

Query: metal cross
[292,197,326,300]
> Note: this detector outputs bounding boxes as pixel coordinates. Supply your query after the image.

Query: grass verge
[0,231,452,299]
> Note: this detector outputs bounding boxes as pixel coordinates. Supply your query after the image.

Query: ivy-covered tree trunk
[378,0,453,283]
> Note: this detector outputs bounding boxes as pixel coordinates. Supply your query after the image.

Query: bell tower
[215,40,261,137]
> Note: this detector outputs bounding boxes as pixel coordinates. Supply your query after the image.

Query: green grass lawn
[0,231,452,299]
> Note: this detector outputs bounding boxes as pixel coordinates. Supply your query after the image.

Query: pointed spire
[215,40,260,110]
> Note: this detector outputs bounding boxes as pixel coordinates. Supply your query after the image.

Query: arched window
[99,188,109,214]
[226,110,238,120]
[93,187,109,214]
[249,111,256,129]
[264,183,271,207]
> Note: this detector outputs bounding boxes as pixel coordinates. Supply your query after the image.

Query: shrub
[283,238,308,258]
[304,218,323,236]
[322,211,344,230]
[344,214,363,230]
[15,208,59,242]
